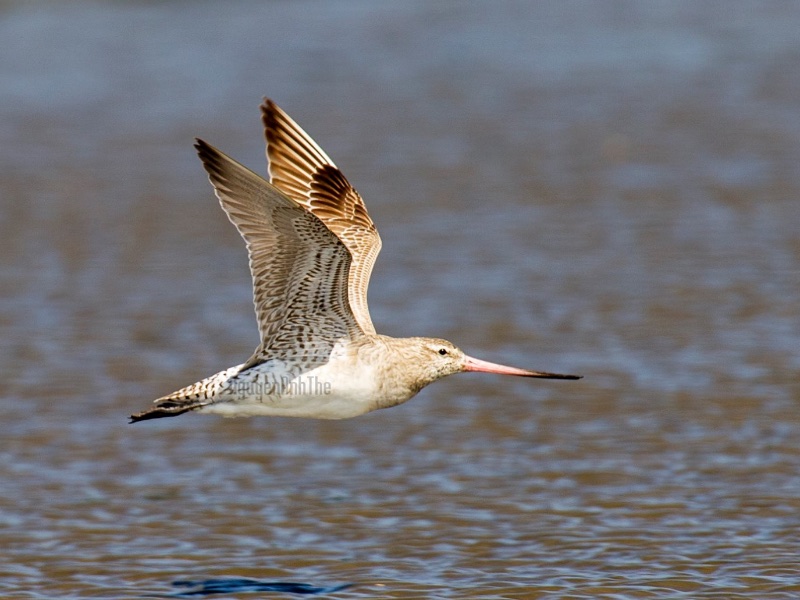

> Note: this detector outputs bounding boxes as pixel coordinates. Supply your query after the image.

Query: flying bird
[130,100,580,423]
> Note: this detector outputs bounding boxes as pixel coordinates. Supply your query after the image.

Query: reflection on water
[1,1,800,598]
[168,578,353,597]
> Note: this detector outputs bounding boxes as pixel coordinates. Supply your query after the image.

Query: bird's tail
[129,397,209,423]
[129,364,244,423]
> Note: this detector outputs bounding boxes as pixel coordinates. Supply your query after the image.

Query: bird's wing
[195,139,363,365]
[261,99,382,335]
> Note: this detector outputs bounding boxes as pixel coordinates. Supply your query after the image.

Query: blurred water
[1,1,799,598]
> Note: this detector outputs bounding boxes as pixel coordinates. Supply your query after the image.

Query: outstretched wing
[195,139,362,365]
[261,99,382,335]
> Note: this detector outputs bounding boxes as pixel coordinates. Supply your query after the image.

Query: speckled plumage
[130,100,580,423]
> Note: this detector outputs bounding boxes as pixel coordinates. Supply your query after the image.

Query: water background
[1,1,799,598]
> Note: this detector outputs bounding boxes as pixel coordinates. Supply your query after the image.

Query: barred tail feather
[129,398,209,423]
[129,364,244,424]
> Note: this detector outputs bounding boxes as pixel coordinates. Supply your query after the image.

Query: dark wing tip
[261,97,277,112]
[260,98,279,131]
[193,137,214,166]
[193,138,230,183]
[194,137,213,158]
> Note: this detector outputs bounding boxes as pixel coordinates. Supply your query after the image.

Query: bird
[130,99,580,423]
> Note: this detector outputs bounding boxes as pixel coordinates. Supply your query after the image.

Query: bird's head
[400,337,581,390]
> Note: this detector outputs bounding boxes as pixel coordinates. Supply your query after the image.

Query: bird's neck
[352,335,434,406]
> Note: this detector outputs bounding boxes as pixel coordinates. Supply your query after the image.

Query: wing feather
[261,99,382,335]
[194,139,362,365]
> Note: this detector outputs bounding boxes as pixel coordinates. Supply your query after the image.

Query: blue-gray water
[1,1,799,598]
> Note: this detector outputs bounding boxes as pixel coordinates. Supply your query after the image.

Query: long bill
[463,355,581,380]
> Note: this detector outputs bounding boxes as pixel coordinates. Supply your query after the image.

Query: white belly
[198,358,382,419]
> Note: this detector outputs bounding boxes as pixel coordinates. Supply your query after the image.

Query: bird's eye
[438,348,448,356]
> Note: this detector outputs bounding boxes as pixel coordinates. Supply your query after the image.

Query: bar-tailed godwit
[130,100,580,423]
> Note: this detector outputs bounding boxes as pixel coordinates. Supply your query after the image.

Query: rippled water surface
[2,1,800,598]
